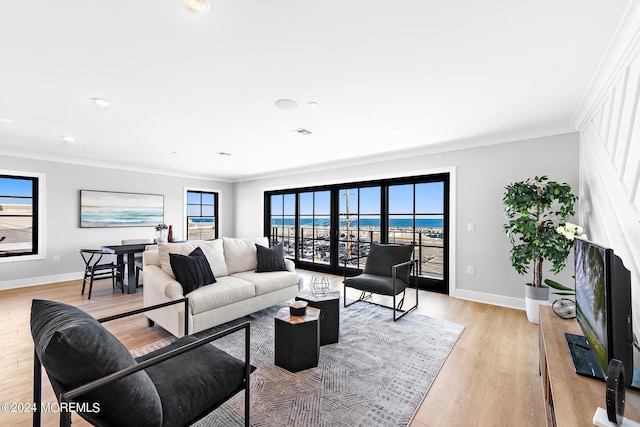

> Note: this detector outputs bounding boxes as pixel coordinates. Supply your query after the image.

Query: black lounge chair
[343,242,418,321]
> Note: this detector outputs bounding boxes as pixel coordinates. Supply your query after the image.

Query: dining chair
[78,249,122,299]
[122,239,154,287]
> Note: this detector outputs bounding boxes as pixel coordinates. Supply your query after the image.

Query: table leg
[125,253,137,294]
[116,254,125,290]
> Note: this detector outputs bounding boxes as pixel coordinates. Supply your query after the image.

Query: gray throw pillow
[255,242,287,272]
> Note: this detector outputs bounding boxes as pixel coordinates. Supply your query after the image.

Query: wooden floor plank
[0,271,545,426]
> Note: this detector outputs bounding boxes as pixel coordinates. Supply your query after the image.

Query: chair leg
[88,276,94,300]
[81,272,88,296]
[33,350,42,427]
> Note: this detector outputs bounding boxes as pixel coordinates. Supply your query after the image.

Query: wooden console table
[539,305,640,426]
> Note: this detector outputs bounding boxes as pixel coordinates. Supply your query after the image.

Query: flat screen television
[566,238,633,387]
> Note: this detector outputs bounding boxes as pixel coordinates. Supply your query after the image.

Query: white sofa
[143,237,300,337]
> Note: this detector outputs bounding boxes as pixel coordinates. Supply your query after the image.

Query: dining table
[100,242,151,294]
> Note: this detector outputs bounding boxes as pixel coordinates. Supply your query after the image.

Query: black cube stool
[296,289,340,346]
[274,306,320,372]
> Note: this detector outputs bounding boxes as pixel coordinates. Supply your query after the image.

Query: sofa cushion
[231,270,299,296]
[255,242,287,272]
[223,237,268,275]
[158,240,228,279]
[136,335,248,427]
[170,247,216,295]
[30,299,162,426]
[197,239,229,277]
[187,276,256,314]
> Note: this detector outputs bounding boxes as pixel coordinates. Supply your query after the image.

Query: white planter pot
[524,283,550,324]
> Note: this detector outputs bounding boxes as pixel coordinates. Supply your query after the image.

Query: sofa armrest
[284,258,296,272]
[144,264,185,300]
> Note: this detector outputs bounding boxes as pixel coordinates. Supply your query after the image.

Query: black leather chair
[78,249,122,299]
[31,298,251,427]
[343,242,419,321]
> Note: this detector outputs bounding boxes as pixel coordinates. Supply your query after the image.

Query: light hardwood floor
[0,271,545,426]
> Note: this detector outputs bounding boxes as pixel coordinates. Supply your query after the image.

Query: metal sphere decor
[310,276,330,297]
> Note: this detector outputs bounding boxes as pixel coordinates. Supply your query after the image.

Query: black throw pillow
[170,247,216,295]
[255,242,287,272]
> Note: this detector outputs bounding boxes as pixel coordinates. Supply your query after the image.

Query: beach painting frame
[80,190,164,228]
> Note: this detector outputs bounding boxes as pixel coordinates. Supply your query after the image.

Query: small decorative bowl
[289,300,308,316]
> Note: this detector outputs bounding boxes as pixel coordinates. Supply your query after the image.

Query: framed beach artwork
[80,190,164,228]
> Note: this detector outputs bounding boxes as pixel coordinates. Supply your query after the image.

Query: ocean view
[272,217,443,229]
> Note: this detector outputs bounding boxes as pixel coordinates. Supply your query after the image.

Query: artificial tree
[503,175,578,288]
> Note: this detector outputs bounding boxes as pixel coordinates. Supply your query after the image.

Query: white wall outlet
[53,255,60,262]
[467,266,475,275]
[467,223,475,232]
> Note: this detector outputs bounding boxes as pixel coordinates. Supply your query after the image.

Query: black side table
[296,289,340,346]
[274,306,320,372]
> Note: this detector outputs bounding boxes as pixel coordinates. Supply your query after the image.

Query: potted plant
[502,176,578,323]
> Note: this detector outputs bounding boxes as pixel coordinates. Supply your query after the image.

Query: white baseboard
[0,272,83,291]
[455,289,525,311]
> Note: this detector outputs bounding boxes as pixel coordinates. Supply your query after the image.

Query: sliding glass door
[265,173,449,294]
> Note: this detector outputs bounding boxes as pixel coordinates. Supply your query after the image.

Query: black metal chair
[31,298,251,427]
[78,249,121,299]
[343,242,419,321]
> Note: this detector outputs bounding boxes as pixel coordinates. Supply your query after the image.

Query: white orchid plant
[555,222,587,241]
[544,222,587,296]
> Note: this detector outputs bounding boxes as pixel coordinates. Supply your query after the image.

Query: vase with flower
[155,223,169,243]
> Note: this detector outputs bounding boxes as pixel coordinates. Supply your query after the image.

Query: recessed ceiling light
[291,128,312,135]
[91,97,112,108]
[308,102,318,108]
[60,135,75,143]
[0,117,14,124]
[386,128,399,135]
[184,0,209,13]
[275,99,298,110]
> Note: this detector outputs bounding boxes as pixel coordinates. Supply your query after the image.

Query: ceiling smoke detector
[291,128,312,135]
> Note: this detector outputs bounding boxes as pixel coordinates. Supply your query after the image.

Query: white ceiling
[0,1,632,182]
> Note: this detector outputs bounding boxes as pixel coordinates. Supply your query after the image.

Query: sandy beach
[0,204,33,253]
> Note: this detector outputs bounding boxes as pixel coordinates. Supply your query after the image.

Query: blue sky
[272,182,444,216]
[0,177,33,205]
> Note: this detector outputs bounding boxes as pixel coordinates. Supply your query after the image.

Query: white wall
[234,132,580,309]
[573,3,640,335]
[0,155,233,289]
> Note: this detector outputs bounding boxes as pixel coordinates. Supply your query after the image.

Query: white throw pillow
[223,237,268,274]
[197,239,229,278]
[158,240,229,279]
[158,242,199,279]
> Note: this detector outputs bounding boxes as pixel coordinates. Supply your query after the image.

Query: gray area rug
[134,302,464,427]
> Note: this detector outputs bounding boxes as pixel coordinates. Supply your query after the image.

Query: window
[264,173,449,293]
[186,190,218,240]
[339,186,381,271]
[388,182,444,280]
[0,171,44,261]
[270,193,295,256]
[298,190,330,264]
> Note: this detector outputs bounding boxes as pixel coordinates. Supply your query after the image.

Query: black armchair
[343,242,418,321]
[31,298,251,427]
